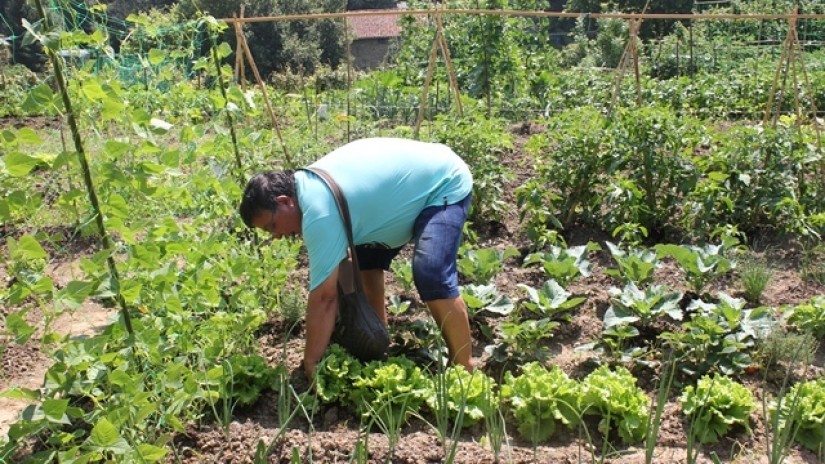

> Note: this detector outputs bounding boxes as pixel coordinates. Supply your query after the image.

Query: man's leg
[360,268,387,325]
[428,297,473,371]
[412,194,474,371]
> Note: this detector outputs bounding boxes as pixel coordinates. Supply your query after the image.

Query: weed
[755,329,817,371]
[800,242,825,286]
[278,287,306,327]
[738,254,773,304]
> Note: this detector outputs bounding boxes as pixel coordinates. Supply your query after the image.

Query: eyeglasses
[266,209,277,234]
[258,209,277,245]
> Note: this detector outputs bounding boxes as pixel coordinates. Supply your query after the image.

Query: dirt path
[1,256,115,441]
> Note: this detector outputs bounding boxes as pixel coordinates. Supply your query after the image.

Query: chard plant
[501,362,581,444]
[604,282,683,328]
[390,258,415,296]
[654,242,736,296]
[663,293,777,377]
[604,240,659,287]
[579,365,649,445]
[523,244,594,287]
[517,278,586,321]
[680,373,757,444]
[387,294,412,317]
[457,246,519,285]
[460,283,514,340]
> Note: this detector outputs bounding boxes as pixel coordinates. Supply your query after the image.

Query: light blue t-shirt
[296,138,473,290]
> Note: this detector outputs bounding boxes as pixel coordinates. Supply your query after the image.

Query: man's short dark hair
[239,170,295,228]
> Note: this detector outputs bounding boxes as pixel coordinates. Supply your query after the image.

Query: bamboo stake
[234,21,292,168]
[414,23,442,139]
[32,0,133,335]
[793,21,822,150]
[234,7,246,90]
[763,25,791,127]
[435,14,463,118]
[344,15,353,143]
[609,20,638,116]
[631,19,642,107]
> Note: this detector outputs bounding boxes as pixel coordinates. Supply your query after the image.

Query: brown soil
[2,123,824,463]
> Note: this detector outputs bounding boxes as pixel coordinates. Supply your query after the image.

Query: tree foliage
[175,0,346,78]
[607,0,693,39]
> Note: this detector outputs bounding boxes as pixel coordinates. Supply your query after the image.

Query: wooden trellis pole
[763,7,821,148]
[414,13,464,138]
[233,20,292,168]
[435,14,463,119]
[234,7,247,90]
[608,18,643,116]
[761,7,822,183]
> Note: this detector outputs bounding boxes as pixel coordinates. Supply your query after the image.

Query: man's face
[250,195,300,240]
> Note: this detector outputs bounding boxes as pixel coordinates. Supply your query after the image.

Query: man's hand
[303,266,340,383]
[303,357,316,381]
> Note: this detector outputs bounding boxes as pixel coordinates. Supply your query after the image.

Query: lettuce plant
[771,379,825,454]
[225,354,280,406]
[351,356,433,426]
[501,362,581,443]
[426,366,497,428]
[316,344,363,404]
[579,365,649,444]
[680,373,756,444]
[786,296,825,338]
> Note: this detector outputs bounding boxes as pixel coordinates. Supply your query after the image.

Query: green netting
[1,0,209,84]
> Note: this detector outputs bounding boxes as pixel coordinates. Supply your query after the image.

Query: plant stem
[33,0,133,335]
[209,31,245,186]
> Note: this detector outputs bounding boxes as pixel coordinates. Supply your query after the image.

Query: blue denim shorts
[356,193,471,301]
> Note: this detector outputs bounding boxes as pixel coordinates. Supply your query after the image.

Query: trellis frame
[221,8,825,139]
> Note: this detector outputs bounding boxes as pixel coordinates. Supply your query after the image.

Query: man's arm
[303,265,339,379]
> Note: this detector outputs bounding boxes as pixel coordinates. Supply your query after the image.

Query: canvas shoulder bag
[304,167,390,361]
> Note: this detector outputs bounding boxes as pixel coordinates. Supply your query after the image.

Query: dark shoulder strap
[303,167,365,290]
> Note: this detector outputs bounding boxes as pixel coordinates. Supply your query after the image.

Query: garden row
[312,345,825,460]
